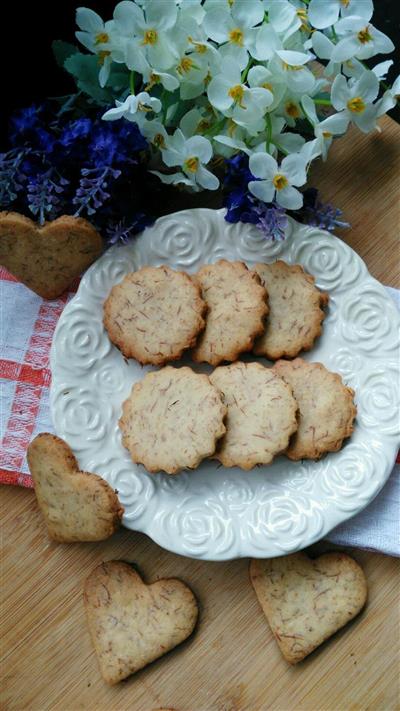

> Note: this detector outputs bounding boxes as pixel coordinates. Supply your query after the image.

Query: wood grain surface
[1,115,400,711]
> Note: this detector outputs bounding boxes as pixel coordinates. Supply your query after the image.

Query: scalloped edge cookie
[274,358,357,460]
[210,361,298,470]
[104,265,206,366]
[119,366,227,474]
[253,261,329,360]
[192,260,268,366]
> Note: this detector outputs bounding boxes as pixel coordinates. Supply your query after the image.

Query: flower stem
[314,98,332,105]
[241,58,254,84]
[130,71,136,95]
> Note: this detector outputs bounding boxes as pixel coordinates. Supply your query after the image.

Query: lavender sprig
[105,215,155,245]
[72,166,121,217]
[27,169,69,224]
[0,149,28,207]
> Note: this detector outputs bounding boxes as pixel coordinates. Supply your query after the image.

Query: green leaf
[52,40,79,68]
[64,53,115,105]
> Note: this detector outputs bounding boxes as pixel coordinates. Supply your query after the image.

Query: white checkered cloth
[1,267,398,555]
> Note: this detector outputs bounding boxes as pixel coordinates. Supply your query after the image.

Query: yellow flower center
[296,9,310,30]
[322,131,332,139]
[97,50,111,65]
[282,62,303,72]
[178,57,195,74]
[341,0,350,6]
[262,82,273,92]
[184,156,199,173]
[228,0,235,6]
[197,119,211,133]
[358,26,373,44]
[152,133,166,149]
[138,102,152,113]
[145,72,160,90]
[285,101,300,118]
[229,28,244,46]
[95,32,109,45]
[273,174,288,191]
[188,37,207,54]
[143,29,158,45]
[229,84,245,108]
[347,96,366,113]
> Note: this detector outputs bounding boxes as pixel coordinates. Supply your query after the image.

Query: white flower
[331,70,380,133]
[114,0,179,71]
[207,58,273,128]
[175,52,212,100]
[375,74,400,117]
[247,65,286,111]
[263,0,300,35]
[302,95,349,160]
[268,52,316,95]
[331,16,394,63]
[203,0,264,67]
[76,8,121,86]
[159,129,219,190]
[139,120,169,149]
[308,0,373,30]
[177,0,205,26]
[102,92,162,126]
[249,151,307,208]
[140,59,180,92]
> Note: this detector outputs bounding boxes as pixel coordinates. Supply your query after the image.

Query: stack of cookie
[103,260,356,474]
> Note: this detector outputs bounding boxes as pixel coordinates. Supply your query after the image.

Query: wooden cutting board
[1,116,400,711]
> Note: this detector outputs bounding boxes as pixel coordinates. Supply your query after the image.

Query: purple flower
[72,166,121,216]
[27,169,69,224]
[105,215,155,245]
[59,118,92,147]
[300,188,350,231]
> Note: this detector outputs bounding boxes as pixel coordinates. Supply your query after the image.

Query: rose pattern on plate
[50,209,400,560]
[356,365,400,436]
[340,286,400,355]
[290,226,366,292]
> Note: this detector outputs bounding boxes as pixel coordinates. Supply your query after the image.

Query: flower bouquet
[1,0,398,243]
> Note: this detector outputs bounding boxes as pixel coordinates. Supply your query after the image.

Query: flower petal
[249,152,278,180]
[113,1,143,34]
[276,185,303,209]
[267,0,297,32]
[355,70,379,103]
[308,0,340,29]
[276,50,312,66]
[233,0,264,28]
[331,74,349,111]
[342,0,373,22]
[281,154,307,186]
[146,0,178,30]
[248,179,275,203]
[207,75,234,112]
[203,8,231,43]
[253,24,281,61]
[331,36,361,63]
[186,135,213,163]
[196,165,219,190]
[76,7,104,32]
[311,31,334,60]
[319,112,350,135]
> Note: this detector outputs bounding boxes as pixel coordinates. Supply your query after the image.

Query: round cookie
[209,362,298,470]
[192,260,268,366]
[274,358,357,461]
[119,366,227,474]
[104,266,206,365]
[253,261,328,360]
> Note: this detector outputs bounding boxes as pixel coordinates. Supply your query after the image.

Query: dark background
[2,0,399,143]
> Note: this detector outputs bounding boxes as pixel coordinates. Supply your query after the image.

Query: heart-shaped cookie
[250,552,367,664]
[27,434,123,542]
[0,212,103,299]
[84,561,199,685]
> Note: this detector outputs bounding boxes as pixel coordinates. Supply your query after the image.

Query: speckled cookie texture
[84,561,198,684]
[103,265,206,365]
[209,362,298,470]
[119,366,227,474]
[192,260,268,366]
[27,434,123,542]
[250,552,367,664]
[274,358,357,460]
[253,261,329,360]
[0,212,103,299]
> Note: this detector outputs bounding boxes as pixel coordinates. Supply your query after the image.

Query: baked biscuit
[104,265,206,365]
[0,212,103,299]
[192,260,268,366]
[84,561,198,684]
[253,261,328,360]
[210,362,298,470]
[250,552,367,664]
[27,433,123,542]
[119,366,227,474]
[274,358,356,460]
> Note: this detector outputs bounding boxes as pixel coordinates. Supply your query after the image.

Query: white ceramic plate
[50,208,400,560]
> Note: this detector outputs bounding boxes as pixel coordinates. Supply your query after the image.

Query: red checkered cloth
[0,267,78,487]
[1,266,399,555]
